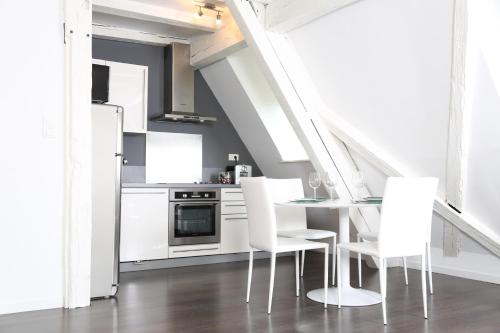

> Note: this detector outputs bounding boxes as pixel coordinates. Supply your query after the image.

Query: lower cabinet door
[120,190,169,262]
[221,214,250,254]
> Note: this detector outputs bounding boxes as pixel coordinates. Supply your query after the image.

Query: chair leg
[295,251,299,297]
[357,235,362,287]
[379,257,387,325]
[246,249,253,303]
[268,252,276,314]
[403,257,409,286]
[324,245,329,308]
[301,250,305,277]
[337,245,342,309]
[332,235,337,285]
[427,242,434,294]
[421,254,428,319]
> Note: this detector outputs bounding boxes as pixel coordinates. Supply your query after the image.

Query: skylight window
[228,48,308,162]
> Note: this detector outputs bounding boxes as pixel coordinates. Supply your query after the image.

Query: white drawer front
[221,188,244,201]
[221,214,250,254]
[221,201,247,215]
[168,244,221,258]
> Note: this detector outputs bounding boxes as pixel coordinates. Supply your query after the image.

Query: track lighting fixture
[193,2,223,26]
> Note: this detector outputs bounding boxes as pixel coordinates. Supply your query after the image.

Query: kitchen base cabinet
[220,188,251,254]
[120,188,169,262]
[221,214,250,254]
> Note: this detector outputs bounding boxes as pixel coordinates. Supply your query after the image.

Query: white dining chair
[337,177,438,325]
[357,219,434,293]
[241,177,329,314]
[267,178,337,285]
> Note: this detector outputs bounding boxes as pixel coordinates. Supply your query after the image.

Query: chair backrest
[267,178,307,232]
[377,177,438,257]
[240,177,277,252]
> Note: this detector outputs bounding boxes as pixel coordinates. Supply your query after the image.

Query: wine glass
[309,172,321,199]
[352,171,364,201]
[324,172,337,200]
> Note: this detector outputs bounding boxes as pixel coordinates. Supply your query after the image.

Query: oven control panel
[171,189,220,201]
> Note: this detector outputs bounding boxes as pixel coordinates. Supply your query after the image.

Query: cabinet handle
[123,192,168,194]
[173,247,219,253]
[225,217,248,221]
[224,204,246,207]
[224,191,242,194]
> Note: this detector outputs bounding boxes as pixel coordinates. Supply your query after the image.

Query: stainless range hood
[151,43,216,123]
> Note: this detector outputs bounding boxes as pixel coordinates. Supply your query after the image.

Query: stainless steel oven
[169,188,221,246]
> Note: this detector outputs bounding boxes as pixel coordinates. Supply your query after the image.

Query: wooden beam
[92,24,189,46]
[446,0,468,211]
[64,0,93,309]
[93,0,217,33]
[265,0,363,33]
[444,0,468,257]
[190,14,246,68]
[226,0,379,238]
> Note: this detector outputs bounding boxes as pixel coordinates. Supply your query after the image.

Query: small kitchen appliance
[234,164,252,185]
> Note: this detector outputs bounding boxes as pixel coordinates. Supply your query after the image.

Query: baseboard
[120,252,290,272]
[405,247,500,285]
[0,297,63,316]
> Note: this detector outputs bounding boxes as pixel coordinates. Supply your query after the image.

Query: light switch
[42,116,57,139]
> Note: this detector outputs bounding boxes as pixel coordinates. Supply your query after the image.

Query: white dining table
[276,198,382,307]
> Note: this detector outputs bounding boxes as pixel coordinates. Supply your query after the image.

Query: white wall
[283,0,500,282]
[288,0,454,197]
[0,0,65,314]
[463,0,500,237]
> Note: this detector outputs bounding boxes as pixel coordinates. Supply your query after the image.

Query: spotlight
[215,11,222,25]
[194,5,203,18]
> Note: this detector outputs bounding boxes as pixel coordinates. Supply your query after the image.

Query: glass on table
[351,171,365,201]
[308,172,321,199]
[323,172,337,200]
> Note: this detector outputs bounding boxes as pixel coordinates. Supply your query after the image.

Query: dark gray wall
[92,38,261,182]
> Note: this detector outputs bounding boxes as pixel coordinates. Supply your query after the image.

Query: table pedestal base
[307,287,381,306]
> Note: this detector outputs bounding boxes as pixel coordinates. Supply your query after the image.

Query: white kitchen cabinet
[93,59,148,133]
[120,188,169,262]
[221,201,247,215]
[221,214,250,254]
[221,189,245,201]
[220,188,251,254]
[169,244,221,258]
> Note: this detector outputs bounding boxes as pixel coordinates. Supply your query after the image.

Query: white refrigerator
[90,104,123,298]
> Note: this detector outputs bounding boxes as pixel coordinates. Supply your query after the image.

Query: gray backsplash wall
[92,38,261,182]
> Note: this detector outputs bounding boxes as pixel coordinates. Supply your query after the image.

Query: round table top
[274,198,381,209]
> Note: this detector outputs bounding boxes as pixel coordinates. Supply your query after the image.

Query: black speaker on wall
[92,64,109,104]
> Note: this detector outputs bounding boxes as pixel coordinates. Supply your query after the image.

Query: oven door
[169,201,221,246]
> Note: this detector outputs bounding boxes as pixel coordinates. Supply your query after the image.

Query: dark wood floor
[2,253,500,333]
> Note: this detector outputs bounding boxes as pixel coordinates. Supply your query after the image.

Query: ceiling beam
[93,0,218,33]
[190,14,246,68]
[265,0,363,33]
[92,24,189,46]
[444,0,468,257]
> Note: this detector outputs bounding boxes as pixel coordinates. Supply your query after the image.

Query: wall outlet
[228,154,239,162]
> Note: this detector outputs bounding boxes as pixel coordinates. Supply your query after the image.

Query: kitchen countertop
[122,183,241,188]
